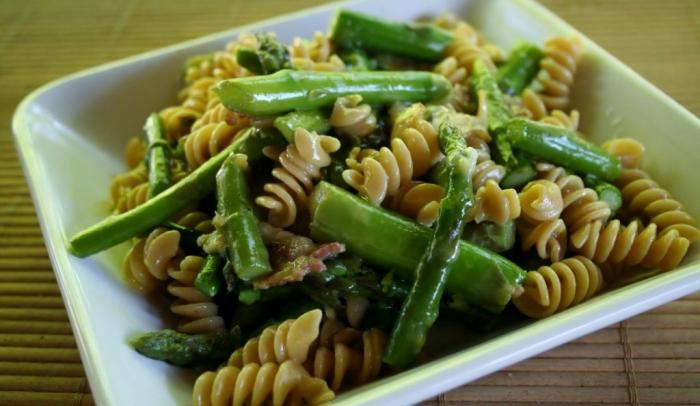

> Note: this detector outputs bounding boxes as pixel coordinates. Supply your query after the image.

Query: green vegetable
[309,182,525,313]
[496,43,544,96]
[69,128,282,258]
[584,174,622,217]
[506,118,622,181]
[273,109,330,143]
[216,153,272,281]
[338,49,378,71]
[500,151,536,189]
[235,32,291,75]
[463,220,516,253]
[238,284,301,305]
[330,10,453,61]
[216,69,451,116]
[130,328,240,367]
[143,113,171,198]
[472,59,515,168]
[194,255,224,298]
[384,122,477,367]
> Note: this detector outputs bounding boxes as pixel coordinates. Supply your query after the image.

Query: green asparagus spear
[238,284,301,305]
[273,109,330,143]
[216,154,272,281]
[506,118,622,181]
[338,49,378,71]
[309,182,525,313]
[500,150,536,189]
[235,33,291,75]
[384,122,477,367]
[496,43,545,96]
[216,69,451,116]
[69,128,283,257]
[462,220,516,253]
[584,174,622,217]
[330,10,453,61]
[194,255,224,298]
[144,113,171,198]
[130,327,240,367]
[472,59,516,168]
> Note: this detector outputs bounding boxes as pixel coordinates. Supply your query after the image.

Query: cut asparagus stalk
[309,182,526,313]
[216,69,451,116]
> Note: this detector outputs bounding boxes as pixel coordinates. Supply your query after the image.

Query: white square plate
[12,0,700,404]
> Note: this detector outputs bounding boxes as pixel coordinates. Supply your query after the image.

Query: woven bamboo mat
[1,0,698,405]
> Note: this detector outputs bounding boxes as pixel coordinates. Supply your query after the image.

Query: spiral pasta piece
[391,103,441,178]
[518,219,568,262]
[388,182,444,227]
[518,179,564,224]
[471,180,521,225]
[191,99,251,134]
[228,309,323,367]
[522,36,583,119]
[571,220,690,271]
[184,121,243,169]
[442,20,496,74]
[166,255,225,334]
[329,95,377,137]
[513,256,603,318]
[539,109,580,132]
[176,210,215,233]
[178,77,218,114]
[114,182,149,214]
[289,32,333,62]
[192,360,334,406]
[311,327,386,391]
[472,159,506,190]
[159,106,201,142]
[291,54,346,72]
[342,138,414,205]
[602,138,645,169]
[614,169,700,242]
[123,228,181,293]
[434,56,468,84]
[537,163,611,232]
[109,164,147,206]
[123,137,147,169]
[256,129,341,228]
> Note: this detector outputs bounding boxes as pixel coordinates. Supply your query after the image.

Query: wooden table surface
[1,1,699,405]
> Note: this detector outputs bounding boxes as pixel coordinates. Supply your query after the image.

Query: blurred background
[0,0,698,404]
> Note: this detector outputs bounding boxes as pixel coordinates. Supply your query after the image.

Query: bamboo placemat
[1,1,698,405]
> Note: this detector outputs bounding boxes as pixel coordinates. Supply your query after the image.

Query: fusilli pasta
[471,180,521,225]
[521,36,583,119]
[256,129,341,227]
[602,138,645,169]
[228,309,323,367]
[329,94,377,138]
[167,255,225,334]
[513,256,603,318]
[123,228,181,293]
[615,169,700,242]
[571,220,690,271]
[518,219,568,263]
[192,361,334,406]
[388,181,444,227]
[537,163,611,232]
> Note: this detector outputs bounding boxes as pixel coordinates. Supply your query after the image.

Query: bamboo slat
[0,0,698,405]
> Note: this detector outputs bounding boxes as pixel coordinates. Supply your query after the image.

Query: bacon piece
[252,242,346,289]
